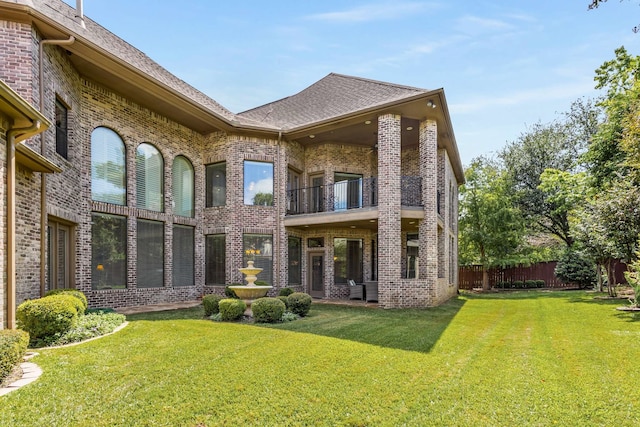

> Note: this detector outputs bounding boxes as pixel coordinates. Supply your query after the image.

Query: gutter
[38,35,75,297]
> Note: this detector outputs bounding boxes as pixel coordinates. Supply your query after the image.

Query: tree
[554,248,597,289]
[573,180,640,296]
[458,157,526,290]
[252,192,273,206]
[583,47,640,187]
[501,99,600,246]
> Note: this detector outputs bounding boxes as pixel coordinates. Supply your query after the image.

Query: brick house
[0,0,463,328]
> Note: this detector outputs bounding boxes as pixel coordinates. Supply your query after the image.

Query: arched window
[172,156,194,217]
[91,127,126,205]
[136,143,164,211]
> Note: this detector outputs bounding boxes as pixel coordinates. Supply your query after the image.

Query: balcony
[286,176,423,216]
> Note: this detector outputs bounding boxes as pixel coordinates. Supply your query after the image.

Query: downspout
[39,35,75,296]
[6,121,42,329]
[276,131,282,290]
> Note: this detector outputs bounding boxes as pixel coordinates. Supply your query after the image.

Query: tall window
[137,219,164,288]
[287,168,301,214]
[173,225,194,287]
[172,156,194,217]
[288,236,302,285]
[310,175,324,213]
[333,238,363,284]
[450,236,456,284]
[91,127,126,205]
[136,143,164,211]
[334,172,362,210]
[47,220,73,291]
[407,233,419,279]
[244,161,273,206]
[205,234,226,285]
[206,162,226,207]
[243,234,273,284]
[55,99,68,159]
[91,213,127,289]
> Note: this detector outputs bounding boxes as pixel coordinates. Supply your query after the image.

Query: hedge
[287,292,312,317]
[44,289,88,313]
[16,295,80,341]
[202,294,224,317]
[252,298,285,323]
[219,299,246,321]
[0,329,29,383]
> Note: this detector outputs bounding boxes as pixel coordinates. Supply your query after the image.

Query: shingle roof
[237,73,429,129]
[15,1,435,131]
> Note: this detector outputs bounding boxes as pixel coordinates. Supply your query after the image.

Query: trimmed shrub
[525,280,537,289]
[535,280,546,288]
[202,294,224,316]
[0,329,29,383]
[16,295,79,342]
[278,287,294,297]
[218,298,246,321]
[277,296,289,309]
[252,298,286,323]
[513,281,524,289]
[44,289,88,313]
[287,292,312,317]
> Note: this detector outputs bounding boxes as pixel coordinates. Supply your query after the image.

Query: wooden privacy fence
[458,261,628,290]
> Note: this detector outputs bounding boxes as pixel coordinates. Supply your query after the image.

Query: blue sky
[66,1,640,166]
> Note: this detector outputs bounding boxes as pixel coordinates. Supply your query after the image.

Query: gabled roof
[238,73,429,130]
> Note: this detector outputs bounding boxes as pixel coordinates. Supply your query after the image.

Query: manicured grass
[1,291,639,426]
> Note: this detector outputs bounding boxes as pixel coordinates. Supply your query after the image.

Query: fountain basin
[229,285,272,300]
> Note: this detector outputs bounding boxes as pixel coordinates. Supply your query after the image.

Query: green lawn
[1,291,639,426]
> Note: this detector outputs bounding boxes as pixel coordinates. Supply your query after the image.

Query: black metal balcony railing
[286,176,422,215]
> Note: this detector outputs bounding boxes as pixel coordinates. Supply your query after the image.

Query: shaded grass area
[1,291,639,426]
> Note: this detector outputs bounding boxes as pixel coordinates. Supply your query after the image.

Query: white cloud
[305,1,435,23]
[244,178,274,205]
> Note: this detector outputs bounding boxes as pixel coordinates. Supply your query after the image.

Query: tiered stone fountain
[229,261,272,316]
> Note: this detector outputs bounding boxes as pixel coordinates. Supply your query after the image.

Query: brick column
[377,114,402,308]
[419,119,438,304]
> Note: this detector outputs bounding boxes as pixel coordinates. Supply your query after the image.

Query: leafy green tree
[501,99,600,247]
[554,248,597,289]
[583,47,640,187]
[573,180,640,295]
[458,157,526,290]
[252,192,273,206]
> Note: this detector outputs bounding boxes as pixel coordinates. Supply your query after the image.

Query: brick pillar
[377,114,402,308]
[419,119,438,304]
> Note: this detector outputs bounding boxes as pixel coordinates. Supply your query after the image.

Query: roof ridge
[327,72,428,93]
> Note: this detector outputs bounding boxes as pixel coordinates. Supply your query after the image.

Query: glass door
[309,252,324,298]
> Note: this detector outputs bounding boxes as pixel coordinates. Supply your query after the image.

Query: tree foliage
[458,157,526,289]
[554,248,597,289]
[573,180,640,295]
[584,47,640,187]
[500,99,600,247]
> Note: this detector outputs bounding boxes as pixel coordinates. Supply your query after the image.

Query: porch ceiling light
[427,100,436,109]
[406,126,413,131]
[309,134,315,139]
[364,120,372,125]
